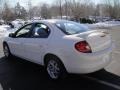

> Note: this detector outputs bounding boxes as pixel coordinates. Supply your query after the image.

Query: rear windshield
[55,21,89,35]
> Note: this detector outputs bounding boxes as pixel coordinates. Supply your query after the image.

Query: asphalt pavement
[0,56,120,90]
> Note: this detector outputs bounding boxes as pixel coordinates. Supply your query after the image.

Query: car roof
[33,19,72,24]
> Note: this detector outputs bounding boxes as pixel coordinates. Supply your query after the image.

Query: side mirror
[9,33,15,38]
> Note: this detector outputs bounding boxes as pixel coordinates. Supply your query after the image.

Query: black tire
[45,56,67,80]
[3,43,12,59]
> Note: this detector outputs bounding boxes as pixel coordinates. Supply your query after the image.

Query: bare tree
[2,0,120,22]
[40,4,51,19]
[63,0,72,19]
[31,6,41,17]
[49,5,59,18]
[0,0,4,19]
[2,2,15,22]
[82,0,94,18]
[14,2,27,19]
[104,0,120,19]
[50,0,96,20]
[0,0,2,19]
[68,0,82,21]
[28,0,33,19]
[14,2,21,18]
[64,0,68,19]
[55,0,63,19]
[20,7,27,20]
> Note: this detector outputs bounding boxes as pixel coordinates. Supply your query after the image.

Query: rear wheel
[45,56,67,80]
[3,43,12,58]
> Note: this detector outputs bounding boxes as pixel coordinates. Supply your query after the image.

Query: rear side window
[31,23,50,38]
[55,21,89,35]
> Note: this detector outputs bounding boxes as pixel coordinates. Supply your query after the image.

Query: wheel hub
[47,60,60,79]
[4,46,9,57]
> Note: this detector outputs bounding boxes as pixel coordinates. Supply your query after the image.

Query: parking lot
[0,26,120,90]
[106,26,120,76]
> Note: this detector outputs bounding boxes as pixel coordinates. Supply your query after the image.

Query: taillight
[75,41,92,53]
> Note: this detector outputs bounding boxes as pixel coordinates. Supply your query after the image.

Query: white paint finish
[87,32,111,52]
[3,19,113,74]
[23,38,48,64]
[7,38,26,57]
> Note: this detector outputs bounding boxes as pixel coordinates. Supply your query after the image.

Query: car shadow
[0,56,119,90]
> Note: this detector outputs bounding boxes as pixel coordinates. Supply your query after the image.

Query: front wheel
[45,56,67,80]
[3,44,12,58]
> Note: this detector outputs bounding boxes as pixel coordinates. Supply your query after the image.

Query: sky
[9,0,54,7]
[5,0,101,8]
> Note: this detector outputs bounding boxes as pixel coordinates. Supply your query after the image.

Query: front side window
[55,21,89,35]
[15,24,32,38]
[31,23,50,38]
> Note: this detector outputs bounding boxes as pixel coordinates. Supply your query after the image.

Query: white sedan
[3,19,113,80]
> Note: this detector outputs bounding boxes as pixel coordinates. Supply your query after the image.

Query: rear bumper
[63,44,113,74]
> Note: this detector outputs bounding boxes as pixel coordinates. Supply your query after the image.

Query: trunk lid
[76,30,112,52]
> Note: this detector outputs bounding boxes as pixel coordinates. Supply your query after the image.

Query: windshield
[55,21,89,35]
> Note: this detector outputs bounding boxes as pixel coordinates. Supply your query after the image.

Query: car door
[9,24,33,58]
[23,23,51,64]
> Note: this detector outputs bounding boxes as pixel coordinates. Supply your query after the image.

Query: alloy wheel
[4,45,9,57]
[47,60,60,79]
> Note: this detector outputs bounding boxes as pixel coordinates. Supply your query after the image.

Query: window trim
[55,23,70,35]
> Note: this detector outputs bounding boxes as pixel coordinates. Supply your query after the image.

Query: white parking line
[84,76,120,90]
[113,51,120,54]
[0,84,3,90]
